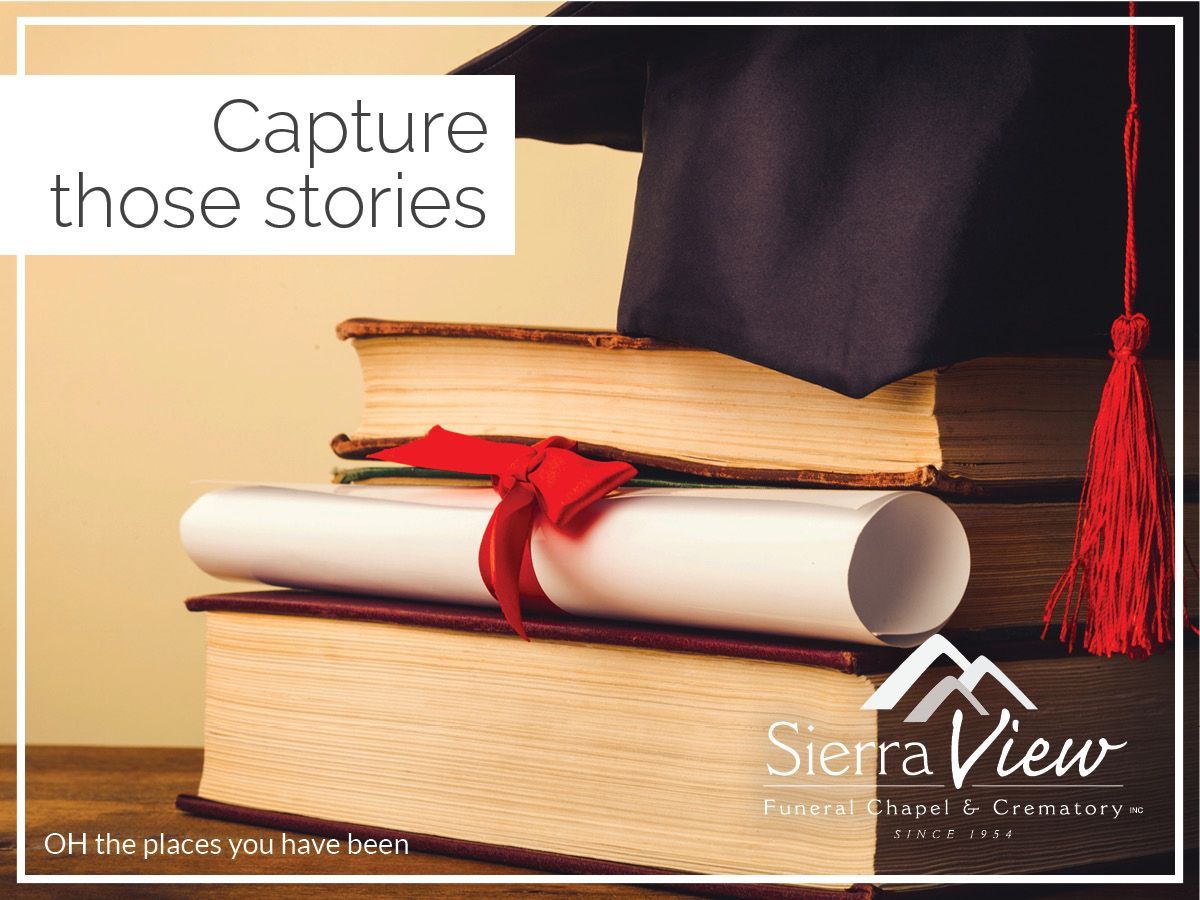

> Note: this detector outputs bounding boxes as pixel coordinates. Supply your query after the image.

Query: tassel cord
[1043,2,1176,657]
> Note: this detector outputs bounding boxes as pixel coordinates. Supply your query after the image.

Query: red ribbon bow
[368,426,637,639]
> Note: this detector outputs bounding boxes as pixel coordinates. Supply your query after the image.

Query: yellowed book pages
[196,608,1182,877]
[334,321,1193,489]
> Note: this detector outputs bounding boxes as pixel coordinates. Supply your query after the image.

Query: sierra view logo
[767,633,1127,789]
[860,634,1037,723]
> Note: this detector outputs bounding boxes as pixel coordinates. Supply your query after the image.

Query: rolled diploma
[180,485,970,647]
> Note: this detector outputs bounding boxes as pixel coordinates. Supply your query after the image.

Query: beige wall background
[4,2,640,745]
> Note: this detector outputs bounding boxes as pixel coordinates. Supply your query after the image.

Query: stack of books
[176,319,1196,883]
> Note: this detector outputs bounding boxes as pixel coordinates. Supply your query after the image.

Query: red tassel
[1044,6,1175,658]
[1044,314,1174,657]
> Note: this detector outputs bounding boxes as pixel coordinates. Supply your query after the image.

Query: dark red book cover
[183,590,1069,672]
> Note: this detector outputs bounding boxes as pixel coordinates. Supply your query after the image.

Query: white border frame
[11,10,1188,887]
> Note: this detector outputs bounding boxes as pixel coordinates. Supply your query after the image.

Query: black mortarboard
[455,2,1179,398]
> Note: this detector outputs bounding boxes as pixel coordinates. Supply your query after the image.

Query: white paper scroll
[180,484,970,647]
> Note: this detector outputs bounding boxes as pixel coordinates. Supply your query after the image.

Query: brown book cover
[335,317,669,349]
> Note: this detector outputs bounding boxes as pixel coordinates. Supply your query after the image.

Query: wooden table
[1,746,1193,898]
[6,745,662,896]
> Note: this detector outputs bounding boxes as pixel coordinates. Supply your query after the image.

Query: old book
[180,591,1183,879]
[331,319,1193,493]
[952,500,1199,631]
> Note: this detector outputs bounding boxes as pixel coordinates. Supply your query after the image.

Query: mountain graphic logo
[861,634,1037,723]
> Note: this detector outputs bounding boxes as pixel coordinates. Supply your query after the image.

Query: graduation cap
[455,2,1178,396]
[455,3,1181,657]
